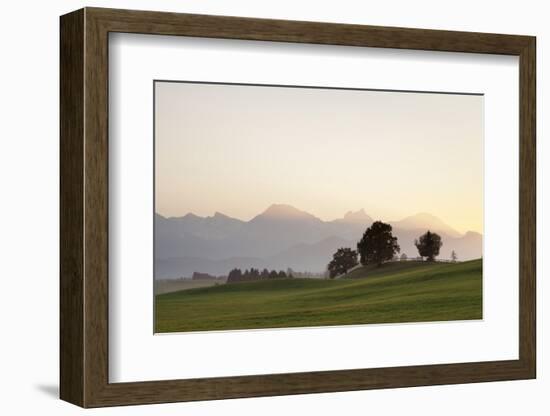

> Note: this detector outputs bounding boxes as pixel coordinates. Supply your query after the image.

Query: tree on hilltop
[357,221,400,267]
[227,268,243,283]
[328,247,358,278]
[414,230,443,262]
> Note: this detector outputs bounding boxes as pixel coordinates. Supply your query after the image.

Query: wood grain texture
[518,38,536,375]
[59,8,84,407]
[83,10,110,406]
[59,7,537,408]
[88,7,532,54]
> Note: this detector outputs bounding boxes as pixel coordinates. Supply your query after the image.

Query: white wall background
[0,0,545,414]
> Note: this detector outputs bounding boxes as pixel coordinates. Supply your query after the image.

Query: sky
[155,81,483,234]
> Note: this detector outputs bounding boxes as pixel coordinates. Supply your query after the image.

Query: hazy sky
[155,81,483,234]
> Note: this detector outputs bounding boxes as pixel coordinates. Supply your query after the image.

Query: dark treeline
[227,267,293,283]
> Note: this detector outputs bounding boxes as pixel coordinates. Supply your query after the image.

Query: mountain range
[155,204,482,278]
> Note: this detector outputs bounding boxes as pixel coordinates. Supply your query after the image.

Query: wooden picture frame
[60,7,536,408]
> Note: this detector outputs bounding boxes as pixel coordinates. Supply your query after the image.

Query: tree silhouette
[414,230,443,261]
[451,250,458,262]
[227,268,242,283]
[328,247,359,278]
[227,267,292,283]
[357,221,400,267]
[400,253,408,261]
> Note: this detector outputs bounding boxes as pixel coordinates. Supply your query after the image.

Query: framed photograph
[60,7,536,408]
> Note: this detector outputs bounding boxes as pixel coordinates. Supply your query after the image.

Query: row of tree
[227,267,292,283]
[327,221,445,278]
[396,251,456,262]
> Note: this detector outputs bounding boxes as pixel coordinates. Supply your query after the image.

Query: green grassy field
[155,259,482,333]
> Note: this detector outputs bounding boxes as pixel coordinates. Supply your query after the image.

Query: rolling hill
[155,259,482,333]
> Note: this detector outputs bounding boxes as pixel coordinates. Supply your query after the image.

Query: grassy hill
[155,259,482,333]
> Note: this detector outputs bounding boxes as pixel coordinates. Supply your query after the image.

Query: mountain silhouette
[254,203,322,221]
[155,205,482,278]
[390,212,461,238]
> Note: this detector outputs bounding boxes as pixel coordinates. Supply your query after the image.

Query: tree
[261,268,270,279]
[227,268,242,283]
[328,247,359,278]
[278,270,287,279]
[400,253,408,261]
[268,270,278,279]
[451,250,458,262]
[357,221,400,267]
[414,230,443,261]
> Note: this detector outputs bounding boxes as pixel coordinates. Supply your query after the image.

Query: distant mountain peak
[211,211,229,219]
[342,209,372,223]
[259,204,319,221]
[391,212,461,238]
[344,208,364,217]
[411,212,441,221]
[207,211,244,224]
[182,212,201,220]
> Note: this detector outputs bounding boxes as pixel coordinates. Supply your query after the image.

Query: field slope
[155,259,482,333]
